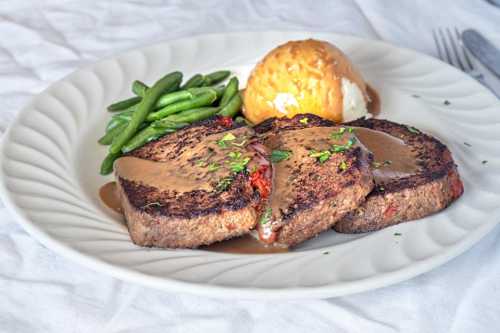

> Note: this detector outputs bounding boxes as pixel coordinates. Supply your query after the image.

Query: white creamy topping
[341,77,368,122]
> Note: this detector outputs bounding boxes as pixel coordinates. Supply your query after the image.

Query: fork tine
[446,28,466,70]
[432,29,444,60]
[438,28,454,66]
[455,27,474,71]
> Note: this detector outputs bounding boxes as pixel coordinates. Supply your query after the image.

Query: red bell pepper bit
[250,165,271,199]
[216,116,233,128]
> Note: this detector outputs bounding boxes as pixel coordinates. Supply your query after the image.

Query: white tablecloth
[1,1,499,332]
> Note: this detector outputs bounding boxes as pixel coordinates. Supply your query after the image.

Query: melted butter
[203,234,288,254]
[99,181,122,214]
[114,127,255,194]
[353,127,419,184]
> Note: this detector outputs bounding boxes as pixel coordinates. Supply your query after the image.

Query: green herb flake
[378,186,385,192]
[299,117,309,124]
[348,127,354,133]
[384,160,392,166]
[412,94,420,98]
[406,126,420,134]
[339,160,348,171]
[270,149,292,163]
[482,160,488,165]
[141,202,162,209]
[372,161,382,169]
[216,177,233,192]
[323,251,330,255]
[444,100,451,105]
[259,207,272,225]
[217,132,236,148]
[229,157,251,173]
[464,142,472,147]
[331,127,346,140]
[195,159,207,167]
[310,150,332,163]
[207,163,220,172]
[394,232,402,236]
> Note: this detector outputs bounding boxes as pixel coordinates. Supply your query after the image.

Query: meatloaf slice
[334,118,464,233]
[116,118,271,248]
[254,114,374,247]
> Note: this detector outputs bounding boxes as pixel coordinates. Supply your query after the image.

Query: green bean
[106,117,127,132]
[220,77,238,107]
[155,90,193,109]
[100,152,121,175]
[152,120,190,130]
[109,71,183,154]
[214,85,226,100]
[217,93,242,117]
[107,96,141,112]
[181,74,204,89]
[158,107,220,124]
[132,80,149,97]
[112,109,135,122]
[99,121,128,145]
[202,70,230,86]
[121,127,176,153]
[147,90,217,121]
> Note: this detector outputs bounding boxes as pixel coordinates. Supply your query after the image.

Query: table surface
[1,1,499,332]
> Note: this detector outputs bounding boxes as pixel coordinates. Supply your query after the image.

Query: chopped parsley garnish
[412,94,420,98]
[464,142,472,147]
[372,161,382,168]
[299,117,309,124]
[378,186,385,191]
[348,127,354,133]
[339,160,348,171]
[444,100,451,105]
[331,137,357,152]
[229,157,250,173]
[309,150,332,163]
[270,149,292,163]
[482,160,488,165]
[323,251,330,255]
[227,151,250,173]
[195,159,208,167]
[217,132,236,148]
[406,126,420,134]
[394,232,402,236]
[384,160,392,166]
[141,202,162,209]
[207,163,220,172]
[259,207,272,225]
[216,177,233,192]
[331,127,346,140]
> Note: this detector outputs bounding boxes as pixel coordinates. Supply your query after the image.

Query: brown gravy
[203,234,288,254]
[265,126,359,225]
[99,181,122,214]
[354,127,419,184]
[366,85,380,117]
[114,127,256,194]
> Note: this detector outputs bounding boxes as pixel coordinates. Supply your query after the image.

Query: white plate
[1,31,499,300]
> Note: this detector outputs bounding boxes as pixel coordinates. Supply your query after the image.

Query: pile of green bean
[99,70,243,175]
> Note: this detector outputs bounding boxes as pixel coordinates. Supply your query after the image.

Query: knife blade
[462,29,500,79]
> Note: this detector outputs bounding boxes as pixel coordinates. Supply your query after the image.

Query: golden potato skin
[243,39,368,124]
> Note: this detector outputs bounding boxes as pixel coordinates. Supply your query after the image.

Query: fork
[433,27,498,97]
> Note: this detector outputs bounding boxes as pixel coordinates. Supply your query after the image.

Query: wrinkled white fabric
[1,1,499,332]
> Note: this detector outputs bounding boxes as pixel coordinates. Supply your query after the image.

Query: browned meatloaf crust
[117,118,267,248]
[334,118,464,233]
[254,114,375,247]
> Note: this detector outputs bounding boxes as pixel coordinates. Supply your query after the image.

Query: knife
[462,29,500,79]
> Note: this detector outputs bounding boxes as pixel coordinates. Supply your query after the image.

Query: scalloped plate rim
[0,31,499,300]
